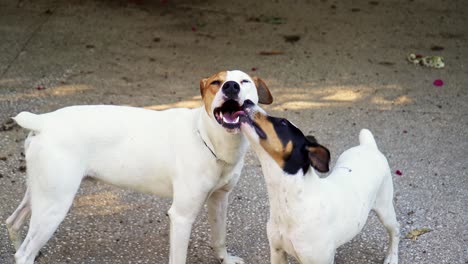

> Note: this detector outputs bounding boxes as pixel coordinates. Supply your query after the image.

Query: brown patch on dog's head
[199,71,227,115]
[252,112,293,169]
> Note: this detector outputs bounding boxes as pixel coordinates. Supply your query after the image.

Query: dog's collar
[197,129,225,163]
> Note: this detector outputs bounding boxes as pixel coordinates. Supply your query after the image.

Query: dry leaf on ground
[406,228,432,240]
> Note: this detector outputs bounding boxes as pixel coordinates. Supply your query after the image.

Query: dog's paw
[221,255,244,264]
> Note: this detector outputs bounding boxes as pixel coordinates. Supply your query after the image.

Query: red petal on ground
[433,79,444,86]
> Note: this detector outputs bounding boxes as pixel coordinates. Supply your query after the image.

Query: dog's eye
[210,80,221,86]
[280,119,288,126]
[240,79,250,84]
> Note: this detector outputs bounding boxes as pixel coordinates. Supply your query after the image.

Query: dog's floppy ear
[252,77,273,105]
[199,78,208,97]
[306,143,330,173]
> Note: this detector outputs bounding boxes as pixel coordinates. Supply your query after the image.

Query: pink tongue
[232,110,245,118]
[223,110,245,122]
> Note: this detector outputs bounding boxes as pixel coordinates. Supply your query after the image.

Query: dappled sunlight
[0,91,40,102]
[74,191,131,216]
[145,99,202,110]
[143,83,410,112]
[0,84,91,101]
[0,79,411,113]
[0,78,23,86]
[271,85,369,102]
[372,95,412,106]
[145,95,203,110]
[269,83,410,110]
[272,101,331,110]
[49,84,91,95]
[322,89,361,101]
[270,85,366,110]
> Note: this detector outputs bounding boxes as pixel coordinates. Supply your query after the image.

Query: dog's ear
[199,78,208,97]
[306,143,330,173]
[252,77,273,105]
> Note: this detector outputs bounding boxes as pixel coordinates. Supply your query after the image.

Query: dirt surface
[0,0,467,263]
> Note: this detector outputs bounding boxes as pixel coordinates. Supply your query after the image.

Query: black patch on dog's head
[252,115,330,175]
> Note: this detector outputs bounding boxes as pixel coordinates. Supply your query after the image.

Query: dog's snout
[222,81,240,98]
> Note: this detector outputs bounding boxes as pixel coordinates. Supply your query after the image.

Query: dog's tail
[12,112,43,132]
[359,129,378,148]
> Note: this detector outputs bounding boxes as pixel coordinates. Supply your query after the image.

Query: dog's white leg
[297,252,335,264]
[6,188,31,251]
[374,178,400,264]
[14,151,84,264]
[375,206,400,264]
[167,208,193,264]
[266,221,287,264]
[374,204,399,264]
[207,188,244,264]
[269,246,287,264]
[168,189,208,264]
[14,187,80,264]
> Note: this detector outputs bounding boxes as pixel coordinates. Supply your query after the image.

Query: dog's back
[13,105,199,196]
[14,105,192,134]
[323,129,393,245]
[331,129,390,182]
[325,130,399,263]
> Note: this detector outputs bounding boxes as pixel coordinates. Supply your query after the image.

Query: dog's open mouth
[213,100,250,130]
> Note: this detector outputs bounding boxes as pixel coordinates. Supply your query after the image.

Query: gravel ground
[0,0,467,263]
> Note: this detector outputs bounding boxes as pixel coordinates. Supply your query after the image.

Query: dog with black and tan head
[240,106,400,264]
[6,70,272,264]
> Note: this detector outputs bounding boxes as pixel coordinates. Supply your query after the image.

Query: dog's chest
[270,214,302,259]
[269,186,305,248]
[270,192,300,226]
[266,175,319,257]
[267,174,306,225]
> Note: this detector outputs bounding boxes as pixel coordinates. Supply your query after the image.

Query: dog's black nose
[222,81,240,98]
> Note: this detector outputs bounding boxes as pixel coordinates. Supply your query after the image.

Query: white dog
[239,108,400,264]
[6,70,273,264]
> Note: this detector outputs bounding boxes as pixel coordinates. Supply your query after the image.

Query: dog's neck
[255,147,323,215]
[197,108,248,165]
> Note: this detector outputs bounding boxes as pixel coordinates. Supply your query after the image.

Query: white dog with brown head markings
[240,107,400,264]
[6,70,272,264]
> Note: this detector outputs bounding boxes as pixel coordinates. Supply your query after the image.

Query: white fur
[6,70,258,264]
[245,127,400,264]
